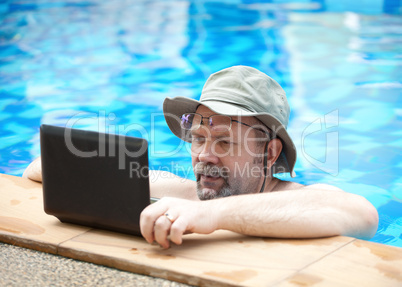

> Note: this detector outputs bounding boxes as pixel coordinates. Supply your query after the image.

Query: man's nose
[198,140,220,165]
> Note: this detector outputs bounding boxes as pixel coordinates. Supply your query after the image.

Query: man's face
[190,106,267,200]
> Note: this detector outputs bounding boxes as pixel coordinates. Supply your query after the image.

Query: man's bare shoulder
[272,178,343,192]
[272,178,304,191]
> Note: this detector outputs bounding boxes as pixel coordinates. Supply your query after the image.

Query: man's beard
[194,162,241,200]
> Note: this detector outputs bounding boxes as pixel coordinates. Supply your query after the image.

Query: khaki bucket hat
[163,65,296,176]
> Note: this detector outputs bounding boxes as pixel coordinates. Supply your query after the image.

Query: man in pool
[24,66,378,249]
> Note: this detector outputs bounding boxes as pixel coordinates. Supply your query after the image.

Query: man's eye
[218,139,232,145]
[191,136,205,143]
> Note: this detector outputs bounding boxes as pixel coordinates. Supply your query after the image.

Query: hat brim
[163,96,296,176]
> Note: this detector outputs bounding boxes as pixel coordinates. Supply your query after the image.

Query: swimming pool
[1,0,401,247]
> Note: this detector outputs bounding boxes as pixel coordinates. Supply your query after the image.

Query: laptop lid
[40,124,150,236]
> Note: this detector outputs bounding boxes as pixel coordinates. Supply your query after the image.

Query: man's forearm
[214,188,378,240]
[149,170,198,200]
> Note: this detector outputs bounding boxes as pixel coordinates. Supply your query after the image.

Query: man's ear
[267,138,282,168]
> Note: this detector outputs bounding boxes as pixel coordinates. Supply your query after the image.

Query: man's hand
[140,197,219,248]
[22,157,42,182]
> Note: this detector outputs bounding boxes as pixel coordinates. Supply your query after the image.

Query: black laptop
[40,124,152,236]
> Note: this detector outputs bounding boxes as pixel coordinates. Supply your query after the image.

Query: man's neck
[262,176,279,193]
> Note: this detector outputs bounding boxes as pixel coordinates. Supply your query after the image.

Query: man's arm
[140,185,379,248]
[149,170,198,200]
[215,186,378,239]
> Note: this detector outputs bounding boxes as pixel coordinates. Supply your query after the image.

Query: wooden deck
[0,173,401,286]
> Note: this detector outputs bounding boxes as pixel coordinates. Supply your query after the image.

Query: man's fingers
[154,215,172,249]
[170,217,188,245]
[139,198,197,248]
[139,209,155,243]
[140,202,168,243]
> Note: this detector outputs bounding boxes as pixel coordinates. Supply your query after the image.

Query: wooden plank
[58,229,354,286]
[1,173,401,286]
[58,229,293,286]
[0,174,90,253]
[279,239,402,287]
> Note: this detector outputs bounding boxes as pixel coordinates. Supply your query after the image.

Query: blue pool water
[1,0,401,247]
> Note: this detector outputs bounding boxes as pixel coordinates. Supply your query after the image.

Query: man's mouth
[197,169,225,182]
[199,174,224,191]
[200,174,221,180]
[194,163,233,200]
[194,163,227,177]
[194,162,229,190]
